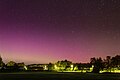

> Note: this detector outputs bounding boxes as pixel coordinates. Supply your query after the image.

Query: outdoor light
[24,66,28,70]
[54,64,59,71]
[71,64,73,68]
[44,65,47,70]
[54,65,57,69]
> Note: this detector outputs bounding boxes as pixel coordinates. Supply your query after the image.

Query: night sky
[0,0,120,64]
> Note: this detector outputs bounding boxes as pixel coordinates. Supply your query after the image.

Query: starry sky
[0,0,120,64]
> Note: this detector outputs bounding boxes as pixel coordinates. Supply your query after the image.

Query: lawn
[0,72,120,80]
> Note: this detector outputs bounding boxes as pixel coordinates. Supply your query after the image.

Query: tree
[48,63,54,71]
[6,61,16,66]
[111,55,120,68]
[103,56,111,72]
[6,61,19,71]
[90,57,103,73]
[55,60,72,71]
[0,55,5,70]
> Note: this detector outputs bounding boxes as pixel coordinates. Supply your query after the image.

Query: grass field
[0,72,120,80]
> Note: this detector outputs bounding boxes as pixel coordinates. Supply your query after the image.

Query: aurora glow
[0,0,120,64]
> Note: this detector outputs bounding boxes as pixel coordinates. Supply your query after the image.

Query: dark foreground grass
[0,72,120,80]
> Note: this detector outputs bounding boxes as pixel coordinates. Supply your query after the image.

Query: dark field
[0,72,120,80]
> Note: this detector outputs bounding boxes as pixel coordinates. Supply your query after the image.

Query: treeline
[0,60,26,72]
[47,55,120,73]
[0,55,120,73]
[90,55,120,73]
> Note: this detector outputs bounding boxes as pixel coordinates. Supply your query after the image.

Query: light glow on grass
[100,68,120,73]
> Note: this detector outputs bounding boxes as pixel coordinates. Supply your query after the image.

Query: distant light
[54,64,59,71]
[54,65,57,69]
[44,65,48,70]
[71,64,73,68]
[24,66,28,70]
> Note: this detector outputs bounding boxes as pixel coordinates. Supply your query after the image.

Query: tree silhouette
[90,57,103,73]
[111,55,120,68]
[0,55,5,71]
[103,56,111,72]
[48,63,54,71]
